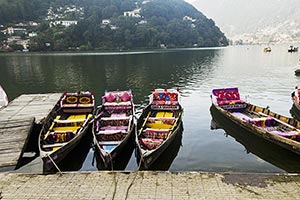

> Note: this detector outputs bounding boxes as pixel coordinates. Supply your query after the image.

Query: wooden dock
[0,93,62,171]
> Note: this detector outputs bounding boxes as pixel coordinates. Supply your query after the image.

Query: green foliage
[1,0,228,51]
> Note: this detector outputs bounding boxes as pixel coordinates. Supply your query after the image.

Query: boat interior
[212,88,300,142]
[41,92,94,152]
[94,91,133,151]
[139,89,182,151]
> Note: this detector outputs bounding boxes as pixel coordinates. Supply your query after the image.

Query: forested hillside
[0,0,228,51]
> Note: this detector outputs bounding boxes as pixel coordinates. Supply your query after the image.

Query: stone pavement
[1,171,300,200]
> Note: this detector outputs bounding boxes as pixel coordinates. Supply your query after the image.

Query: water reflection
[210,105,300,173]
[4,46,298,172]
[0,50,218,103]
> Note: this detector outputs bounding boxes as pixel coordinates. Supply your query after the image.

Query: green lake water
[1,45,300,172]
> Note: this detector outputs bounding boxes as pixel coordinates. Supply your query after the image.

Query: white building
[102,19,111,25]
[50,20,78,27]
[183,16,196,22]
[124,9,141,18]
[28,32,37,37]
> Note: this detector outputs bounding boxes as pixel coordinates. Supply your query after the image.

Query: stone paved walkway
[1,171,300,200]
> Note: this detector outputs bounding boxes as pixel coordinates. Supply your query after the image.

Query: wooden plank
[0,119,34,169]
[0,93,62,123]
[0,118,34,168]
[0,93,62,170]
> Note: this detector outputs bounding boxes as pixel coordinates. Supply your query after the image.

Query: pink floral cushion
[218,99,245,105]
[105,93,116,102]
[140,138,163,150]
[120,91,131,102]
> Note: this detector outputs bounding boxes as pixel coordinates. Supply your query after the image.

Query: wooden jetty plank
[0,93,62,170]
[0,93,62,123]
[0,118,34,169]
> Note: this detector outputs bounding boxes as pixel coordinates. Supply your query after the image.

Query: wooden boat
[290,88,300,121]
[39,91,94,172]
[210,87,300,158]
[0,85,8,109]
[264,47,271,52]
[295,69,300,76]
[288,45,298,53]
[135,88,183,169]
[93,90,135,170]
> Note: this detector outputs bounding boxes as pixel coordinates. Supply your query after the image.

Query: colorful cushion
[140,138,163,150]
[120,91,131,102]
[105,93,116,102]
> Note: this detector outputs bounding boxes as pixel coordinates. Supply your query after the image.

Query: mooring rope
[124,122,144,200]
[47,154,63,176]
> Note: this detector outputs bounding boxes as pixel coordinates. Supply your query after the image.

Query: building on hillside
[137,20,147,25]
[29,21,39,26]
[101,19,111,25]
[3,27,27,35]
[50,20,78,27]
[124,9,141,18]
[183,16,196,22]
[28,32,38,37]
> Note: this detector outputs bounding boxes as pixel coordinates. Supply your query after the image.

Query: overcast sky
[184,0,300,36]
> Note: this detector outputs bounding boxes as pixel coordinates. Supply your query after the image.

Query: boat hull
[210,103,300,158]
[135,104,183,169]
[290,98,300,121]
[210,104,300,172]
[41,124,91,172]
[93,125,135,170]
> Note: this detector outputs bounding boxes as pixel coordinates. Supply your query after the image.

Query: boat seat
[42,142,67,148]
[143,128,170,139]
[139,138,163,150]
[96,129,127,135]
[53,126,80,131]
[98,141,121,146]
[147,117,176,125]
[212,87,246,108]
[100,116,130,121]
[146,122,173,129]
[155,111,174,118]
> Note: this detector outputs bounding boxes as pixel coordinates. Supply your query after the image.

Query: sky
[184,0,300,37]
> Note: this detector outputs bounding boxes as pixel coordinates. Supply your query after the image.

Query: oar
[138,111,151,135]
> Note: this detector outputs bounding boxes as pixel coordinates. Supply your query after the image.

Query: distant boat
[295,69,300,76]
[288,46,298,53]
[264,47,271,52]
[0,85,8,108]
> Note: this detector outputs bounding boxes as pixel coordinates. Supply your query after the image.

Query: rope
[124,124,144,200]
[47,154,63,176]
[111,172,117,200]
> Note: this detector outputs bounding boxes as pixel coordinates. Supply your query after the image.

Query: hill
[0,0,228,51]
[187,0,300,44]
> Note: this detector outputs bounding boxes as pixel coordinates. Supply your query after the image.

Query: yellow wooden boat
[39,91,94,172]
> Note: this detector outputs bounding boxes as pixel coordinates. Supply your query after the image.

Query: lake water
[1,45,300,173]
